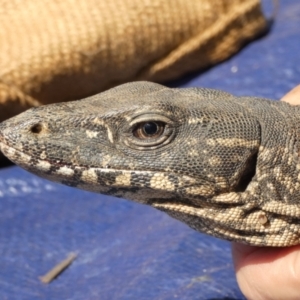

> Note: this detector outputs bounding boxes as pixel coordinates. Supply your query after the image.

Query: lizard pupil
[143,122,158,136]
[133,121,165,140]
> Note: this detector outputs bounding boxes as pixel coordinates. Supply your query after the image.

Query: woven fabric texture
[0,0,266,122]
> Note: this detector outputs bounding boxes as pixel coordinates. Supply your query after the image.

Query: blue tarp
[1,1,299,299]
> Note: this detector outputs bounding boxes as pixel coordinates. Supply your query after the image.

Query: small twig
[39,252,77,284]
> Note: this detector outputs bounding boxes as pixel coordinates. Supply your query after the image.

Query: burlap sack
[0,0,266,122]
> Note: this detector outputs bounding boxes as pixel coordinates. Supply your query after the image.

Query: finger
[232,243,300,300]
[281,84,300,105]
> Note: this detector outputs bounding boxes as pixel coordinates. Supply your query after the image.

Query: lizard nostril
[30,123,43,134]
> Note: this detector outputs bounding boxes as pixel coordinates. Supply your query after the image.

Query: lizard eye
[133,121,165,139]
[126,114,176,150]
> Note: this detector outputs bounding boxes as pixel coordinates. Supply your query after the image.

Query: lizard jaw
[0,139,180,202]
[153,202,300,246]
[0,141,33,169]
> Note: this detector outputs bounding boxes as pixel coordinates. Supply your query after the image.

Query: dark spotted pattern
[1,81,300,246]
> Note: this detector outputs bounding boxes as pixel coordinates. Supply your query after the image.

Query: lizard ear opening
[235,151,258,192]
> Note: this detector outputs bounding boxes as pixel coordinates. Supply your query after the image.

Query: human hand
[232,84,300,300]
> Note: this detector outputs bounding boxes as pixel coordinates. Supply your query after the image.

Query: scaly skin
[1,81,300,246]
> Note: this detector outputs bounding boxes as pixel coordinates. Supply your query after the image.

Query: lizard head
[0,81,262,243]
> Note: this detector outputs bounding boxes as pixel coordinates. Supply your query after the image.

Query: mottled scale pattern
[1,81,300,247]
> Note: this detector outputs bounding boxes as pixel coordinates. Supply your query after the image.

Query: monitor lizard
[1,81,300,247]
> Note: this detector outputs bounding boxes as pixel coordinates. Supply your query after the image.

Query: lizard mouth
[0,140,33,167]
[0,139,217,207]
